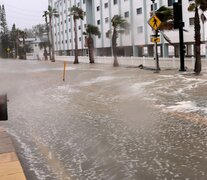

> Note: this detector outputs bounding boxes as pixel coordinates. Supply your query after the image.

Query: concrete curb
[0,127,26,180]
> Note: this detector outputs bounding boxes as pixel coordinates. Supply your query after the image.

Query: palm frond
[201,13,207,23]
[160,31,173,46]
[70,5,85,20]
[188,3,196,11]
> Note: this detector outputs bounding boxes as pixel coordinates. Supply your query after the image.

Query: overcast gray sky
[1,0,48,30]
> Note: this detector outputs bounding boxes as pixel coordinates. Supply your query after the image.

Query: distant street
[0,59,207,180]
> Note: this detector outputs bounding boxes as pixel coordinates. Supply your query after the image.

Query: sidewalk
[0,127,26,180]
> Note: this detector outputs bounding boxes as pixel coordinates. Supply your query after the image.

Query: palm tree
[70,5,84,64]
[43,10,51,60]
[19,30,27,59]
[46,5,59,62]
[83,24,100,63]
[154,6,174,71]
[39,41,49,60]
[188,0,207,74]
[110,15,129,67]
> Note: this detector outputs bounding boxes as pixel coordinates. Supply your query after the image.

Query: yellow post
[63,61,67,81]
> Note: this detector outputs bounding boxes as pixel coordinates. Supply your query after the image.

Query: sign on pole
[151,37,160,43]
[148,15,162,31]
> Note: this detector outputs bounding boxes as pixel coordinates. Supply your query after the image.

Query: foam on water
[81,76,115,86]
[166,101,207,114]
[30,67,76,73]
[130,80,158,94]
[5,129,53,180]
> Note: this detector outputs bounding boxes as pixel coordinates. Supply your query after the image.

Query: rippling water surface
[0,60,207,180]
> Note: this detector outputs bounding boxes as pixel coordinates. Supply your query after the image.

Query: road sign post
[149,0,161,72]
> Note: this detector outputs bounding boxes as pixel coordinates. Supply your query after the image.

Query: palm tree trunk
[49,16,55,62]
[73,18,79,64]
[44,48,48,60]
[112,29,119,67]
[46,23,52,60]
[23,36,26,60]
[194,6,201,74]
[88,35,94,63]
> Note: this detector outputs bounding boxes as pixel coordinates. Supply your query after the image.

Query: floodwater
[0,59,207,180]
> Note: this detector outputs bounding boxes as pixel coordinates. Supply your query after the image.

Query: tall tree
[19,30,27,59]
[44,6,59,62]
[10,24,17,58]
[70,5,84,64]
[0,5,8,34]
[0,5,10,58]
[39,41,49,60]
[83,24,100,63]
[188,0,207,74]
[109,15,129,67]
[43,11,51,60]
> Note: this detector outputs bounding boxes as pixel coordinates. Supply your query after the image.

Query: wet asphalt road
[0,59,207,180]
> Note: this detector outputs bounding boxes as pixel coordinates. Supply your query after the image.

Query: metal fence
[55,55,207,70]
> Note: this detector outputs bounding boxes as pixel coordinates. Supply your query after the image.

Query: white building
[49,0,207,58]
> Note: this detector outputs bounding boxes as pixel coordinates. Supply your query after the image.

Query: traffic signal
[183,45,186,54]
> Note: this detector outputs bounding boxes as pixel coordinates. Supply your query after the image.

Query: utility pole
[174,0,185,71]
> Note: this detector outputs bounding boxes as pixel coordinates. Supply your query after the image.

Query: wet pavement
[0,59,207,180]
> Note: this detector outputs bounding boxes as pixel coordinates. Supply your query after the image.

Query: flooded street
[0,59,207,180]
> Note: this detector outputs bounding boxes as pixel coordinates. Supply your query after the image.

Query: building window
[114,0,117,5]
[124,11,129,18]
[77,2,80,7]
[79,37,81,41]
[97,20,100,25]
[189,17,195,25]
[151,3,157,11]
[137,8,142,15]
[168,0,175,6]
[79,26,81,30]
[104,3,108,8]
[83,0,85,4]
[137,26,143,33]
[97,6,100,11]
[105,17,109,23]
[65,40,67,43]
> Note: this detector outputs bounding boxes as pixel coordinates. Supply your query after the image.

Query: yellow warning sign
[151,37,160,43]
[148,15,162,31]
